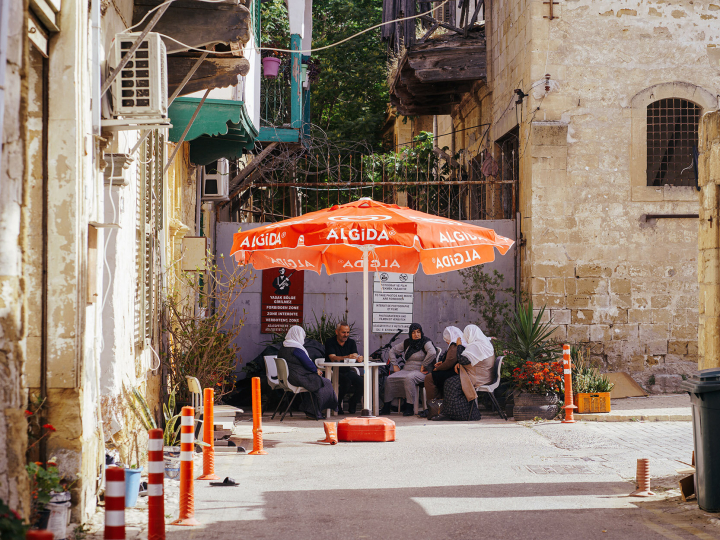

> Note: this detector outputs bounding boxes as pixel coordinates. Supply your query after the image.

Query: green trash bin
[682,368,720,512]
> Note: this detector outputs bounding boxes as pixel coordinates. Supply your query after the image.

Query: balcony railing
[260,62,291,128]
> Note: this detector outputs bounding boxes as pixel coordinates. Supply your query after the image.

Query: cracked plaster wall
[0,0,30,517]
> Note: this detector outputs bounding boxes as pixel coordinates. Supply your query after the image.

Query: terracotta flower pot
[262,57,281,78]
[513,392,560,421]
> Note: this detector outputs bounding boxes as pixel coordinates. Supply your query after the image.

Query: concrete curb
[576,413,692,422]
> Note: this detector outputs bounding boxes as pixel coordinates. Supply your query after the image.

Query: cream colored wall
[511,0,720,391]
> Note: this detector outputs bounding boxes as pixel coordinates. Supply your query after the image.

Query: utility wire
[129,0,456,56]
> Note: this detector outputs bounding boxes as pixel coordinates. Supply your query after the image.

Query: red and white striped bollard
[104,466,125,539]
[148,428,165,540]
[171,406,200,526]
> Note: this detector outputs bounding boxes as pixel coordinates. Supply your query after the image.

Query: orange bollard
[249,377,267,455]
[318,422,338,445]
[561,344,577,424]
[171,407,200,526]
[104,466,125,539]
[147,428,165,540]
[630,458,656,497]
[198,388,219,480]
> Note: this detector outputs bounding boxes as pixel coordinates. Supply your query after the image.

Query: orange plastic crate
[337,417,396,442]
[575,392,611,413]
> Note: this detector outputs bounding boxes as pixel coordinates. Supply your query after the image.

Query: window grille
[647,98,700,187]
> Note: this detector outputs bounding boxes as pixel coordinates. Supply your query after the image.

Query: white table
[317,360,386,418]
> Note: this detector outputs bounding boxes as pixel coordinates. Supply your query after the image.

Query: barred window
[647,98,700,187]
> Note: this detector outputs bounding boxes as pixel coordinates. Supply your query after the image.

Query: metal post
[361,247,372,416]
[290,34,302,128]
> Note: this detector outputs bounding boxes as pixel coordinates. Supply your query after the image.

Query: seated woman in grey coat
[276,326,338,419]
[379,322,436,416]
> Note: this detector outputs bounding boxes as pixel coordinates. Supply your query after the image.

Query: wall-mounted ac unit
[202,159,230,200]
[112,32,167,118]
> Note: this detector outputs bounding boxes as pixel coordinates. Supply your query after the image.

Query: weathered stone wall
[698,111,720,371]
[517,0,719,390]
[0,0,29,516]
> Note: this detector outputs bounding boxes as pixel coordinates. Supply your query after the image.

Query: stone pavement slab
[576,393,692,422]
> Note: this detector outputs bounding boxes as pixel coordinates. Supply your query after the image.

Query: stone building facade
[387,0,720,390]
[0,0,30,516]
[698,111,720,372]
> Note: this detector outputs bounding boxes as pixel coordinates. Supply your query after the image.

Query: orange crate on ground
[575,392,611,413]
[337,417,395,442]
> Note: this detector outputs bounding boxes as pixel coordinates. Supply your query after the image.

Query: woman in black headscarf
[379,323,436,416]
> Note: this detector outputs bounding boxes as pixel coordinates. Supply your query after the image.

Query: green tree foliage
[261,0,388,147]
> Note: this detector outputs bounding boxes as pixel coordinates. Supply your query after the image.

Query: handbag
[427,398,443,420]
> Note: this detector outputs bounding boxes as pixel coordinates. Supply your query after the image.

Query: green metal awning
[168,97,259,166]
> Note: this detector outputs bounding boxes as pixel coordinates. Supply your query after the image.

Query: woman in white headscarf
[277,326,338,419]
[432,324,496,421]
[424,326,466,403]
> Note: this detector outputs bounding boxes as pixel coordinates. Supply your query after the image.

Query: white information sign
[373,272,414,333]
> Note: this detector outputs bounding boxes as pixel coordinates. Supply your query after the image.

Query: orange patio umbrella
[230,198,514,416]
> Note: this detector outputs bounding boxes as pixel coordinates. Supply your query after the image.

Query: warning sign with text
[373,272,414,333]
[261,267,304,334]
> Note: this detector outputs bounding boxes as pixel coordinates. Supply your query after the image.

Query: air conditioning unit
[112,32,167,118]
[202,159,230,200]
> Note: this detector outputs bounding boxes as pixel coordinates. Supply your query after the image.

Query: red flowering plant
[25,395,57,461]
[0,497,26,539]
[26,462,63,525]
[511,360,563,395]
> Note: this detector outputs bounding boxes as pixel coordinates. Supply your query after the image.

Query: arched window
[646,98,701,187]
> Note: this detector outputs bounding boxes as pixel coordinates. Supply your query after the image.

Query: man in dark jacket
[324,323,364,414]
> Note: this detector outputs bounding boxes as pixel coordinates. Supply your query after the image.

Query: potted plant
[499,302,560,418]
[26,462,64,529]
[163,390,181,480]
[511,360,564,420]
[569,347,615,413]
[261,40,285,79]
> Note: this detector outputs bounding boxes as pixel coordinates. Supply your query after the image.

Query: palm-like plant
[503,303,560,362]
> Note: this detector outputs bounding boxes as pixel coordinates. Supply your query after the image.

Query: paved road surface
[161,416,719,540]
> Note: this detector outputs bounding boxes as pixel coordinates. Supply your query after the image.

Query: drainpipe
[40,39,50,465]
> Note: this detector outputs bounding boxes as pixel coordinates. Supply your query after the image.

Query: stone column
[698,111,720,370]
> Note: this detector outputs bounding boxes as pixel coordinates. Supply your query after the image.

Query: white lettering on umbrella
[269,257,316,268]
[339,259,400,269]
[326,228,390,242]
[244,232,284,248]
[434,249,482,268]
[438,230,480,243]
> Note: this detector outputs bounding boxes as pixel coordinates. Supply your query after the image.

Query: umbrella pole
[361,247,372,417]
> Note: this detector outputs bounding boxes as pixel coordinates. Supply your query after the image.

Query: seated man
[324,322,364,414]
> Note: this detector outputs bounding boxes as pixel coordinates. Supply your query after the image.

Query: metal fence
[228,144,518,223]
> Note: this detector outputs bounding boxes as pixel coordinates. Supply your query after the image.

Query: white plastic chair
[264,355,281,391]
[471,356,507,420]
[186,376,204,415]
[265,355,291,418]
[274,357,319,421]
[185,376,204,437]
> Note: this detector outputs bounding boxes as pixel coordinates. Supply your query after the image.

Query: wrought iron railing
[260,62,291,127]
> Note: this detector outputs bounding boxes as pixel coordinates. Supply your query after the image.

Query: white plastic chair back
[264,355,280,390]
[275,357,306,394]
[185,376,204,415]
